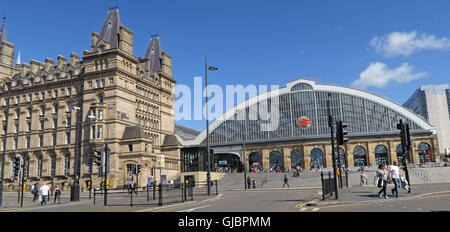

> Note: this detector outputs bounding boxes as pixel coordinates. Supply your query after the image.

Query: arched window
[53,103,59,114]
[97,94,104,103]
[40,105,45,116]
[375,145,388,165]
[269,151,283,169]
[418,143,432,164]
[396,144,410,163]
[249,152,262,170]
[67,102,73,112]
[353,146,367,167]
[290,150,304,168]
[27,107,33,118]
[333,147,346,167]
[310,148,324,168]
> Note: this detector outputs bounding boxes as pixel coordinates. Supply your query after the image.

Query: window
[28,108,32,118]
[27,122,31,132]
[66,117,71,127]
[15,96,19,104]
[101,79,105,87]
[40,120,44,130]
[67,87,72,96]
[53,90,58,98]
[65,131,71,144]
[53,104,58,114]
[39,135,43,147]
[53,118,58,129]
[97,125,103,139]
[98,110,103,120]
[50,156,56,177]
[28,94,32,102]
[128,144,133,152]
[98,94,104,103]
[15,110,20,119]
[40,92,45,100]
[96,80,100,88]
[67,102,73,112]
[52,133,57,146]
[64,155,70,176]
[13,137,18,149]
[26,136,30,148]
[40,105,45,116]
[91,125,96,139]
[37,156,43,177]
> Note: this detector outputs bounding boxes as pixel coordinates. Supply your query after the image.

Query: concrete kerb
[135,194,224,212]
[222,187,322,192]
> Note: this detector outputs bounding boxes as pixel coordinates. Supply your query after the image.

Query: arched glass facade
[269,151,283,169]
[353,146,367,167]
[310,148,323,168]
[333,147,346,167]
[290,150,304,168]
[418,142,432,163]
[375,145,388,165]
[200,80,429,145]
[249,152,262,168]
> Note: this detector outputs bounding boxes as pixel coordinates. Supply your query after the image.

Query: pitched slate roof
[145,35,162,75]
[122,125,145,140]
[94,7,122,52]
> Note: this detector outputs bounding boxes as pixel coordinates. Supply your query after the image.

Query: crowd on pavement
[29,182,62,205]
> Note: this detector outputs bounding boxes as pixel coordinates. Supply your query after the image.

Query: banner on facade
[157,155,165,170]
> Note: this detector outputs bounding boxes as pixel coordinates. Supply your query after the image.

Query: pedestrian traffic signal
[13,156,21,179]
[397,119,412,154]
[336,120,349,145]
[137,164,142,174]
[94,149,103,167]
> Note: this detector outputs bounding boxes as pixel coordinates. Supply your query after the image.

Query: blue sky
[3,0,450,132]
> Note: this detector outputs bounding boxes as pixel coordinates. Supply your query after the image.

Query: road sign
[157,155,165,170]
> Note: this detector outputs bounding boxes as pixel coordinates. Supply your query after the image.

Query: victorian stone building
[0,8,181,191]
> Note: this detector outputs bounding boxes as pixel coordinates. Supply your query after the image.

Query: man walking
[283,174,290,188]
[389,160,401,198]
[39,183,50,205]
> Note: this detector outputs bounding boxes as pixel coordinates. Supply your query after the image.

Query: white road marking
[299,208,308,212]
[177,205,211,212]
[312,208,319,212]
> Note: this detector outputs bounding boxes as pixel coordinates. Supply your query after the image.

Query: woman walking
[54,184,62,204]
[375,163,389,198]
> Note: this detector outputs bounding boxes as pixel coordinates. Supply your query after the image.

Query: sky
[2,0,450,132]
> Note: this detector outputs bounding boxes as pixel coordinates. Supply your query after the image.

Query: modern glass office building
[177,79,439,172]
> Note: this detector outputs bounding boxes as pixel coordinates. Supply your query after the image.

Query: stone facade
[0,8,180,191]
[241,133,438,170]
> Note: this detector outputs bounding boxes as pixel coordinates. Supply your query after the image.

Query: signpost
[156,155,165,184]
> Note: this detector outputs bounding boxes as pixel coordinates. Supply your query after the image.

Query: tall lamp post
[0,80,13,207]
[205,56,218,196]
[327,94,339,199]
[70,84,84,201]
[237,109,248,190]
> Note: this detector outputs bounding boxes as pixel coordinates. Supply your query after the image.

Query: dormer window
[100,45,105,53]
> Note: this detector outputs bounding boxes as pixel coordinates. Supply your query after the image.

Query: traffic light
[137,164,142,174]
[397,119,412,162]
[336,120,349,146]
[13,156,21,179]
[88,153,93,166]
[150,167,154,176]
[94,149,103,167]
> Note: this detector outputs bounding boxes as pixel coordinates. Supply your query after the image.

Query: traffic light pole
[327,95,338,199]
[0,82,12,208]
[104,143,109,206]
[20,159,27,207]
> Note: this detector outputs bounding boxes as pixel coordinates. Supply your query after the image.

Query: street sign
[147,178,153,187]
[157,155,165,170]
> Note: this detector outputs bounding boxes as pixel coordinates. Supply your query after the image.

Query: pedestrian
[283,174,290,188]
[375,164,389,198]
[31,183,39,203]
[360,171,367,186]
[54,184,62,204]
[389,160,402,198]
[247,176,252,189]
[39,183,51,205]
[252,178,256,189]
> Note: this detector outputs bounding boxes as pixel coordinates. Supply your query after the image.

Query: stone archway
[269,151,283,170]
[418,142,432,164]
[353,146,367,167]
[290,150,304,169]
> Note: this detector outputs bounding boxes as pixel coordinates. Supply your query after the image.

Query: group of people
[246,176,257,189]
[359,160,409,199]
[30,183,62,205]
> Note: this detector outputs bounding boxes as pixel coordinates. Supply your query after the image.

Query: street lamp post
[70,84,84,201]
[0,81,12,207]
[237,109,248,190]
[327,94,339,199]
[205,56,218,196]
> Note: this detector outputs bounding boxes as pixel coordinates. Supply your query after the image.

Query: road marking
[299,208,308,212]
[417,208,422,211]
[178,205,211,212]
[312,208,319,212]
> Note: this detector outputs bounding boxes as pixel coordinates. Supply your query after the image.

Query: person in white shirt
[389,160,401,198]
[39,183,50,205]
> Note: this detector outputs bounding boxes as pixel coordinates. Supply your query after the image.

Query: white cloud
[370,31,450,57]
[351,62,428,89]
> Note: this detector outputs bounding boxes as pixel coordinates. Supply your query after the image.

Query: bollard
[184,182,187,201]
[93,189,96,205]
[215,180,218,195]
[130,188,133,207]
[190,184,194,201]
[147,185,149,202]
[321,172,325,200]
[153,181,156,200]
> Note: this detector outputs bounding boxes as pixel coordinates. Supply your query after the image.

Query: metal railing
[321,172,336,200]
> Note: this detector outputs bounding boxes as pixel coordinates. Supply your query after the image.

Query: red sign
[297,117,312,127]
